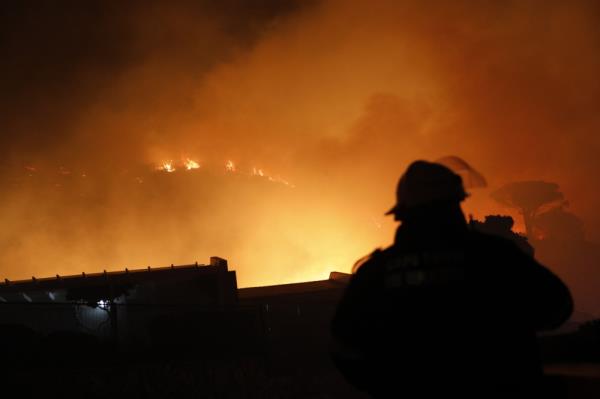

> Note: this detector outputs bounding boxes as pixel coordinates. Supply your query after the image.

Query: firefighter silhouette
[331,160,573,398]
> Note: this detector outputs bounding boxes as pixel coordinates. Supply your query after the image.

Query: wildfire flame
[252,167,265,177]
[252,166,295,187]
[151,157,294,187]
[185,159,200,170]
[267,175,295,188]
[158,161,176,173]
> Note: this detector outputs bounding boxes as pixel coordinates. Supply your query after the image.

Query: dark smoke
[0,1,599,314]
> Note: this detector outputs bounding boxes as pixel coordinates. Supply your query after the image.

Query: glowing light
[185,159,200,170]
[97,300,109,309]
[226,160,236,172]
[252,167,265,177]
[268,175,295,188]
[158,161,176,173]
[251,167,294,187]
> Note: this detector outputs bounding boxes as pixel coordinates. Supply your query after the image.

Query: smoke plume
[1,1,599,310]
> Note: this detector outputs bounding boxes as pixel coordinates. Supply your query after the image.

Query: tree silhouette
[534,206,585,241]
[491,181,564,239]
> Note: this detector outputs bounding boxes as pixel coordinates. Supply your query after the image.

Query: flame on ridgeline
[252,166,295,187]
[154,157,294,187]
[158,161,176,173]
[252,167,265,177]
[21,158,294,188]
[184,159,200,170]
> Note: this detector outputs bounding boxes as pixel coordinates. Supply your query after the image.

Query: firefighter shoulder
[329,249,387,391]
[481,232,573,331]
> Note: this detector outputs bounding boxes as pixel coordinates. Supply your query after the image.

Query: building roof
[0,257,229,298]
[238,272,350,300]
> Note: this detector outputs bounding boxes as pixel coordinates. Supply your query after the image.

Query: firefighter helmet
[385,160,467,218]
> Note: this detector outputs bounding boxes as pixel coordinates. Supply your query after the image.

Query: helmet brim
[384,205,397,216]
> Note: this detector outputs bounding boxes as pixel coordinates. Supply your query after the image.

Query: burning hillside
[0,157,383,288]
[0,1,599,311]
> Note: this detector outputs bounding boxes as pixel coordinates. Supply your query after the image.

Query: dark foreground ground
[3,362,600,399]
[2,347,599,399]
[3,353,365,399]
[1,296,599,398]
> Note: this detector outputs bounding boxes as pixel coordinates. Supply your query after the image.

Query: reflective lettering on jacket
[384,250,466,288]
